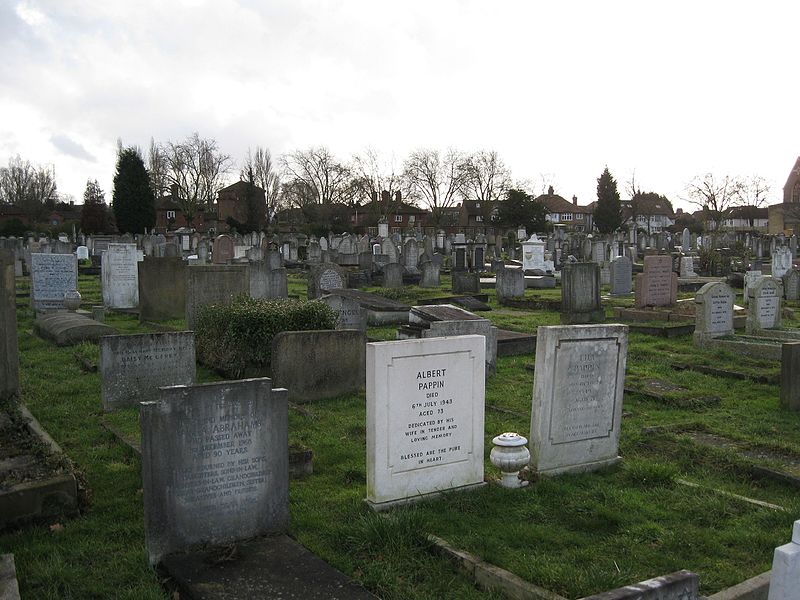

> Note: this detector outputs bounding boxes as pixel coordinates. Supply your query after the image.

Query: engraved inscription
[756,286,779,328]
[389,353,472,474]
[549,338,618,444]
[31,254,77,310]
[707,290,733,332]
[644,256,672,305]
[319,269,343,291]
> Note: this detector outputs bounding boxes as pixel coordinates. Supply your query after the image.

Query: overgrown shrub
[195,296,337,378]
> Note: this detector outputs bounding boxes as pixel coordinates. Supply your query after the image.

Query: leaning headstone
[693,281,734,344]
[635,255,677,308]
[382,262,404,289]
[101,243,139,309]
[307,262,346,299]
[366,335,486,510]
[773,246,793,280]
[211,234,234,264]
[30,253,78,312]
[141,378,289,566]
[768,520,800,600]
[496,268,525,301]
[560,262,604,324]
[609,256,632,296]
[742,270,762,306]
[185,265,249,329]
[1,251,19,400]
[249,262,288,299]
[320,294,367,332]
[746,276,782,333]
[138,257,186,322]
[783,268,800,301]
[100,332,196,412]
[530,324,628,476]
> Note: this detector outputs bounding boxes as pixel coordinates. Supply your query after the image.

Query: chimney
[572,195,577,206]
[381,190,391,203]
[395,190,402,203]
[171,183,179,198]
[548,185,554,196]
[371,191,378,203]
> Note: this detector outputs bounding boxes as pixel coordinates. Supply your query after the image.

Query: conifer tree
[593,167,622,234]
[112,147,155,234]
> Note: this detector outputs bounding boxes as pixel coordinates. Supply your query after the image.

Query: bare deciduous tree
[279,146,354,207]
[162,132,233,224]
[241,146,282,224]
[463,150,511,222]
[0,155,57,221]
[402,148,469,227]
[686,173,743,238]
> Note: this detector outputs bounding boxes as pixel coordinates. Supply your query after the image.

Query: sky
[1,0,799,212]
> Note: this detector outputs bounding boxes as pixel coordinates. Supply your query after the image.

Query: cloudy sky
[1,0,798,211]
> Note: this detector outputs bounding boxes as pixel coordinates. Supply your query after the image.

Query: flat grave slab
[496,329,536,356]
[33,312,116,346]
[410,304,483,323]
[325,288,409,312]
[624,377,720,409]
[161,534,377,600]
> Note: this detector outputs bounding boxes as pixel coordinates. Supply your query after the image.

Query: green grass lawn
[1,273,798,599]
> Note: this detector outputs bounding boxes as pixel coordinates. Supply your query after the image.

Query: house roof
[725,206,768,219]
[218,180,266,195]
[534,193,593,214]
[621,195,674,217]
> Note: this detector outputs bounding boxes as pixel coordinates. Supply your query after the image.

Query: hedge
[195,296,337,378]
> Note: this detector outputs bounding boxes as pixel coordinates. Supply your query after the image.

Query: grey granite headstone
[141,378,289,565]
[1,251,19,401]
[138,257,186,322]
[30,253,78,312]
[185,265,249,329]
[100,331,196,411]
[747,276,782,333]
[308,263,346,299]
[419,261,440,288]
[530,324,628,476]
[609,256,632,295]
[496,268,525,301]
[561,262,604,324]
[452,271,480,294]
[635,255,677,308]
[320,294,367,332]
[784,268,800,301]
[382,262,403,289]
[693,281,734,343]
[250,262,288,299]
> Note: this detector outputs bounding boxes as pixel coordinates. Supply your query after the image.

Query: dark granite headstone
[560,262,604,324]
[141,378,289,565]
[0,251,19,400]
[452,271,480,294]
[138,257,186,322]
[185,265,249,329]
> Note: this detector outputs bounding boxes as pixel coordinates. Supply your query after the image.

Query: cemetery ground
[2,273,800,599]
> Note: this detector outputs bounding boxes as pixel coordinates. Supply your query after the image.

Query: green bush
[195,296,337,378]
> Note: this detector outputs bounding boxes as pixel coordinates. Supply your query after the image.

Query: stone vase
[490,432,530,488]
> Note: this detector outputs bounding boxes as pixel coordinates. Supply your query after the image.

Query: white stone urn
[63,290,81,312]
[490,432,530,488]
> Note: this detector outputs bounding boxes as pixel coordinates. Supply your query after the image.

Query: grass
[1,272,798,598]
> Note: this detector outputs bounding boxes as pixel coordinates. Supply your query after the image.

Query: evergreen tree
[80,179,111,234]
[495,188,549,233]
[593,167,622,234]
[112,147,155,234]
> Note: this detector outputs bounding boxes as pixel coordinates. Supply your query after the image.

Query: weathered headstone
[742,270,762,306]
[141,378,289,565]
[1,251,19,400]
[609,256,632,296]
[76,246,89,260]
[419,261,440,288]
[101,243,139,309]
[382,262,404,289]
[746,276,782,333]
[679,256,697,279]
[366,336,486,510]
[30,253,78,312]
[530,324,628,476]
[560,262,604,324]
[307,263,346,299]
[185,265,249,329]
[693,281,735,343]
[271,330,365,402]
[100,332,196,412]
[138,257,186,322]
[784,268,800,301]
[320,294,367,331]
[452,271,480,295]
[635,255,677,308]
[522,234,546,272]
[211,234,234,264]
[773,246,793,280]
[249,262,288,299]
[496,268,525,301]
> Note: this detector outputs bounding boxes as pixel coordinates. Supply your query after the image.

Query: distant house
[217,180,267,231]
[458,199,496,229]
[350,191,429,234]
[721,206,768,232]
[768,157,800,234]
[620,195,675,234]
[154,184,208,232]
[536,187,593,232]
[0,204,29,228]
